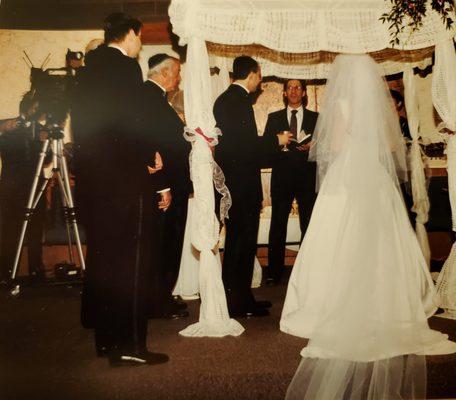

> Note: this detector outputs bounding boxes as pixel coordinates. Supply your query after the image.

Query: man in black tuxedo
[143,54,192,319]
[264,79,319,285]
[72,13,169,366]
[214,56,292,317]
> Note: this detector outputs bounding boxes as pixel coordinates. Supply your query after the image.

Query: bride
[280,54,455,399]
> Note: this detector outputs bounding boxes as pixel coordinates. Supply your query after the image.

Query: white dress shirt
[232,82,250,94]
[148,79,167,96]
[108,43,128,57]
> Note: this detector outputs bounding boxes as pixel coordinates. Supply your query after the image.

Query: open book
[288,130,312,149]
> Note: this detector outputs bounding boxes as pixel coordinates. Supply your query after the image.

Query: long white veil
[309,54,408,192]
[285,54,455,400]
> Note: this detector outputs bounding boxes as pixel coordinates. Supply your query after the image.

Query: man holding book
[264,79,319,285]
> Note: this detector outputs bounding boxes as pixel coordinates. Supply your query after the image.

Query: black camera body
[30,66,79,127]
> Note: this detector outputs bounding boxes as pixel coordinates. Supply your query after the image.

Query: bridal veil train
[280,54,456,399]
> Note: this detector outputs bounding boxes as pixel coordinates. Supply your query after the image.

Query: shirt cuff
[156,188,171,194]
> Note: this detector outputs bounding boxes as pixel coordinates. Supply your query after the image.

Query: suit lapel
[301,109,313,135]
[280,109,289,131]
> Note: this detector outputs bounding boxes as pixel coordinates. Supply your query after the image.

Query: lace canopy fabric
[170,0,454,51]
[170,0,455,78]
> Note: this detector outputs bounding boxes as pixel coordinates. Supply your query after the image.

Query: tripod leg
[55,171,75,265]
[57,140,86,270]
[10,140,51,283]
[32,179,52,210]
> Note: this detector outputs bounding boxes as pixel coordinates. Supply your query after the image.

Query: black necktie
[290,109,298,138]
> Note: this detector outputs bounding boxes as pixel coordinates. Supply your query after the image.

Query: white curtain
[404,66,431,266]
[178,37,244,337]
[434,39,456,318]
[173,198,200,299]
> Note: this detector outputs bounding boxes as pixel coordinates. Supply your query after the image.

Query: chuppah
[168,0,456,397]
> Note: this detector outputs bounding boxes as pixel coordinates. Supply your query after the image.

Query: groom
[72,13,169,366]
[214,56,292,317]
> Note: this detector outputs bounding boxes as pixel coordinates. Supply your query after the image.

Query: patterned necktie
[290,109,298,138]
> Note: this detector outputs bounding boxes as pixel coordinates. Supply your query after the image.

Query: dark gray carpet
[0,280,455,400]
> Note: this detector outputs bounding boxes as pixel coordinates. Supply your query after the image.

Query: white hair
[147,57,177,78]
[85,38,104,54]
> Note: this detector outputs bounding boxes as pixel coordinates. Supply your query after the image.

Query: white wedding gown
[280,145,451,357]
[281,54,455,399]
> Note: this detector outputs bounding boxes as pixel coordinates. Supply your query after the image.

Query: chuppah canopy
[169,0,455,78]
[168,0,456,335]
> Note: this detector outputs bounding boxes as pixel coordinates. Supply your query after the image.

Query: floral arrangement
[380,0,454,45]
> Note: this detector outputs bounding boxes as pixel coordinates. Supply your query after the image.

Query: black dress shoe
[95,330,114,358]
[162,309,189,319]
[255,300,272,309]
[231,307,269,318]
[96,346,109,358]
[109,351,169,367]
[246,307,269,317]
[172,296,188,310]
[265,278,280,286]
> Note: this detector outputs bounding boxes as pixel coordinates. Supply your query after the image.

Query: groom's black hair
[104,13,142,44]
[232,56,259,80]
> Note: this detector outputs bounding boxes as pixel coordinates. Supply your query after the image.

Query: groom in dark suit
[143,54,192,319]
[264,79,319,285]
[214,56,292,317]
[72,13,169,366]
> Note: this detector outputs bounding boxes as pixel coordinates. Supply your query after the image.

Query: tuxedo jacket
[263,107,319,189]
[214,84,279,204]
[72,45,164,197]
[142,80,192,197]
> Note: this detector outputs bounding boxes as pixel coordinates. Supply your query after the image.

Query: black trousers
[267,171,317,282]
[0,194,45,281]
[149,192,188,315]
[222,199,261,314]
[81,194,151,354]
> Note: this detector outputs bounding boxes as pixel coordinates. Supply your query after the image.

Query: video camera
[23,48,85,127]
[30,67,75,126]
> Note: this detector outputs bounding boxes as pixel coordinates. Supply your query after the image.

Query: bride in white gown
[280,54,455,399]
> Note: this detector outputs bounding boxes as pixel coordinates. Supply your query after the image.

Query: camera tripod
[9,126,85,296]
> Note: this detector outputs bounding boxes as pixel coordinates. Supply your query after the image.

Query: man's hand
[296,140,315,152]
[147,152,163,174]
[158,190,172,212]
[277,131,293,146]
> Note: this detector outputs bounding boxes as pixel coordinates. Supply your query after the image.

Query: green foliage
[380,0,454,46]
